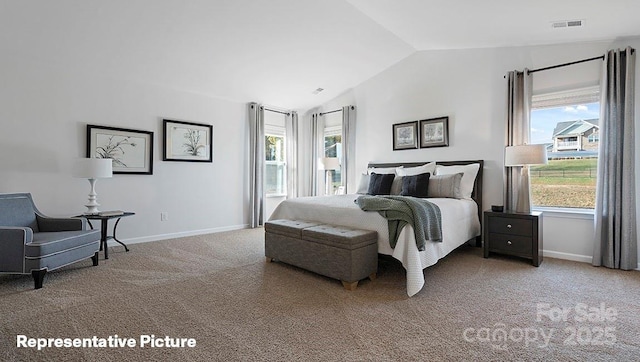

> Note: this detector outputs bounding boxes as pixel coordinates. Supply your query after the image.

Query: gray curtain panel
[249,103,265,228]
[593,47,637,270]
[310,113,324,196]
[504,69,533,212]
[285,111,298,199]
[341,106,356,193]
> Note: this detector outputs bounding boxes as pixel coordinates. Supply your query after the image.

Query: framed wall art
[420,116,449,148]
[392,121,419,151]
[163,119,213,162]
[86,125,154,175]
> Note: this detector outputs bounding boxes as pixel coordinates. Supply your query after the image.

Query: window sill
[533,206,594,220]
[266,194,287,198]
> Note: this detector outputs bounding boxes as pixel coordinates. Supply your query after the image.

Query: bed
[268,160,483,296]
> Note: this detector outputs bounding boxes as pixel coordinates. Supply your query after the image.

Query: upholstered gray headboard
[367,160,484,242]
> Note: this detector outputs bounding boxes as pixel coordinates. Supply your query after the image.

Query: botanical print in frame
[392,121,419,150]
[86,125,154,175]
[163,119,213,162]
[420,116,449,148]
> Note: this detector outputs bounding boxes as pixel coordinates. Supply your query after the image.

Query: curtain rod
[319,109,342,116]
[261,106,290,116]
[502,48,636,78]
[527,55,604,75]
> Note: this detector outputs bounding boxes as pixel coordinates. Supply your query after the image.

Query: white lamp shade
[318,157,341,171]
[505,145,548,166]
[73,158,113,178]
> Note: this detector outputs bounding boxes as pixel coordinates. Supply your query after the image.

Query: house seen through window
[529,86,600,209]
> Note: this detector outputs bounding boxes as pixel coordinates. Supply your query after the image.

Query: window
[529,86,599,210]
[324,125,342,194]
[265,125,286,196]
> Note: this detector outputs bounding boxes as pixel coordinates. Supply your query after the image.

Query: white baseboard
[542,250,592,264]
[105,224,250,247]
[543,250,640,271]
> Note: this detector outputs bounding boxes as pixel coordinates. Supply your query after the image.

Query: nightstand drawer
[488,217,532,237]
[488,233,531,256]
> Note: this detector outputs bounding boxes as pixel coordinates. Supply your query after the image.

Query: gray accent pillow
[428,173,463,199]
[367,173,395,195]
[400,172,430,198]
[390,176,403,195]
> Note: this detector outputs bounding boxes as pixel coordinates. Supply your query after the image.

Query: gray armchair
[0,193,101,289]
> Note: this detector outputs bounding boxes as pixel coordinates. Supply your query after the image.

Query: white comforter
[269,194,481,296]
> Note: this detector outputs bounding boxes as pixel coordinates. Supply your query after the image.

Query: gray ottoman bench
[264,219,378,290]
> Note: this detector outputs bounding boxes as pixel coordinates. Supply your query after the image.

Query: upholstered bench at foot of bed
[264,219,378,290]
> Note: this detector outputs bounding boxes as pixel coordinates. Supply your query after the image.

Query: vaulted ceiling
[2,0,639,110]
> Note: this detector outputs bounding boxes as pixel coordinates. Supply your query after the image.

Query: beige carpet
[1,228,639,361]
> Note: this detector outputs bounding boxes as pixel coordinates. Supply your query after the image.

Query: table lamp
[505,144,548,213]
[73,158,113,214]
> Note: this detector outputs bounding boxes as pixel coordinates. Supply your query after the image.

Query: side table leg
[101,219,109,259]
[112,218,130,252]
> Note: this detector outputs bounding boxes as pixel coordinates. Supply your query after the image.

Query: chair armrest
[0,227,33,243]
[0,227,33,273]
[36,215,86,232]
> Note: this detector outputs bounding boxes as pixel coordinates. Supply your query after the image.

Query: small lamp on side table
[505,144,548,213]
[73,158,113,215]
[319,157,340,195]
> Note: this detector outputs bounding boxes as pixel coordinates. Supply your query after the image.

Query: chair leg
[32,269,47,289]
[91,251,99,266]
[341,280,358,291]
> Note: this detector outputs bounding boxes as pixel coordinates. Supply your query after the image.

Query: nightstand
[483,210,542,266]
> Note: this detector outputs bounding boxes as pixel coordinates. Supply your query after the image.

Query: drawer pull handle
[507,224,512,229]
[507,241,512,245]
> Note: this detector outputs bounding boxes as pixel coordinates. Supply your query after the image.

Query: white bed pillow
[435,163,480,199]
[356,173,370,194]
[396,162,436,177]
[367,166,402,175]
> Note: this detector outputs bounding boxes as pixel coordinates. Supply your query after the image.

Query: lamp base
[84,200,101,215]
[84,178,101,214]
[515,166,532,213]
[84,207,100,215]
[325,170,334,195]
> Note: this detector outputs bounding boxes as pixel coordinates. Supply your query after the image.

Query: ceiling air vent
[551,20,583,29]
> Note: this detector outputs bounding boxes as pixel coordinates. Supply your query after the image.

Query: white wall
[319,39,640,265]
[0,54,249,243]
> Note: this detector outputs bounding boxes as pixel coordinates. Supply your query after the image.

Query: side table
[79,212,135,259]
[483,210,543,266]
